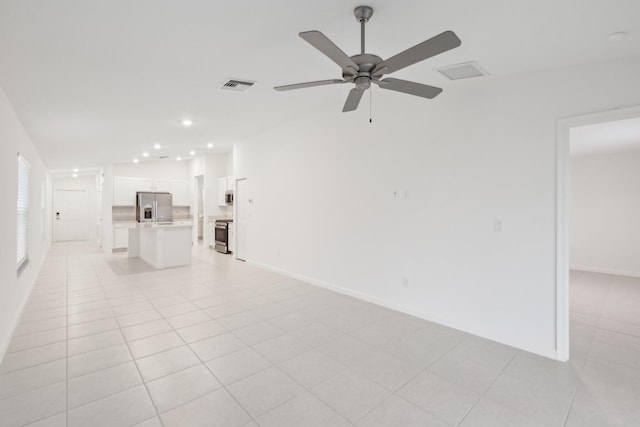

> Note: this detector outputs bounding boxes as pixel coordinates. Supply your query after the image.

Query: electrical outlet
[493,219,503,232]
[276,250,280,257]
[402,276,409,287]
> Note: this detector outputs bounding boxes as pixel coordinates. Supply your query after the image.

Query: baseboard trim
[0,242,50,362]
[246,259,558,361]
[570,265,640,278]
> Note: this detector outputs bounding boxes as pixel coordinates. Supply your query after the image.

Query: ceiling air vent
[219,79,256,92]
[436,61,488,80]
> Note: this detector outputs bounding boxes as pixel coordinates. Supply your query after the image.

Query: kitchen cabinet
[113,177,139,206]
[217,176,235,207]
[138,178,155,192]
[128,223,193,268]
[171,180,189,206]
[154,179,172,193]
[113,177,189,206]
[113,222,137,249]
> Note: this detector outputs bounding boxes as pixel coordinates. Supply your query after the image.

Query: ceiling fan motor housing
[343,53,382,82]
[354,5,374,22]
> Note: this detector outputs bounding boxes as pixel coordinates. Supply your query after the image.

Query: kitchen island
[128,221,193,269]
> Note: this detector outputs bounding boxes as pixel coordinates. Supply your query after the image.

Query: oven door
[214,223,229,253]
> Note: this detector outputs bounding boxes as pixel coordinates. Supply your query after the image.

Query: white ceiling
[1,0,639,170]
[571,116,640,157]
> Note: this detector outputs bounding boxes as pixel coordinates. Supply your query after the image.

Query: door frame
[53,188,89,242]
[555,104,640,361]
[234,177,247,261]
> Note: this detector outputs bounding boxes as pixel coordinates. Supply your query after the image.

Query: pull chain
[369,86,373,123]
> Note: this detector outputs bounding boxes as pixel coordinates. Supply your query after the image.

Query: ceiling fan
[274,5,462,112]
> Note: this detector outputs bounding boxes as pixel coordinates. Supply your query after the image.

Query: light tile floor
[1,243,639,426]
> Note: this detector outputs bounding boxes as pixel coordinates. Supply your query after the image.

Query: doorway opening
[556,105,640,361]
[195,175,204,245]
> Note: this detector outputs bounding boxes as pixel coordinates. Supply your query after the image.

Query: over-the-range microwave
[225,190,234,205]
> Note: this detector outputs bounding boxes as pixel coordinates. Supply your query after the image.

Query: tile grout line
[234,333,353,426]
[349,331,467,426]
[454,349,520,427]
[94,254,168,427]
[561,274,613,427]
[139,297,262,427]
[96,248,300,425]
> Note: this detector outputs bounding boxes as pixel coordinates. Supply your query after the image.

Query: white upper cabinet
[154,179,172,193]
[113,176,190,206]
[138,178,155,192]
[218,177,228,207]
[171,180,189,206]
[113,177,139,206]
[217,176,235,206]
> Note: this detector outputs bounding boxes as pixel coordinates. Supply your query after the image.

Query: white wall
[235,56,640,359]
[570,151,640,277]
[0,87,51,359]
[52,175,98,242]
[112,160,190,181]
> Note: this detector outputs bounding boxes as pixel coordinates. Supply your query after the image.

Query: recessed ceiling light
[207,142,214,148]
[176,156,182,161]
[72,173,78,178]
[182,119,193,127]
[189,150,196,156]
[133,158,139,163]
[609,31,627,41]
[142,152,149,158]
[73,168,79,173]
[153,143,162,150]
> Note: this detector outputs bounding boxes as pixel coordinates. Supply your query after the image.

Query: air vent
[219,79,256,92]
[159,156,169,159]
[436,61,488,80]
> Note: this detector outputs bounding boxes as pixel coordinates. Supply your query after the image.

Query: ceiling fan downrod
[354,5,373,55]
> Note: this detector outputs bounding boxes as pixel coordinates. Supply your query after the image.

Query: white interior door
[54,189,88,242]
[236,178,248,261]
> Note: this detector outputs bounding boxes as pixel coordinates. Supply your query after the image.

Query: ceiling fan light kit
[274,5,462,112]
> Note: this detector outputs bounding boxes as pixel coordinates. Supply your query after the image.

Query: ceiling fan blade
[299,31,359,71]
[274,79,347,91]
[342,87,365,112]
[373,31,461,75]
[374,78,442,99]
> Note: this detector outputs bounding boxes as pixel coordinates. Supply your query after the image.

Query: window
[17,153,31,273]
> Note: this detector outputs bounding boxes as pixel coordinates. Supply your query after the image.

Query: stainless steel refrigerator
[136,192,173,223]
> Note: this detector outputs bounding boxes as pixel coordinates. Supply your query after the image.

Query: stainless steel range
[214,219,233,254]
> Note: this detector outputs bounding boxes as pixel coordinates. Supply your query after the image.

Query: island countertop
[134,220,193,228]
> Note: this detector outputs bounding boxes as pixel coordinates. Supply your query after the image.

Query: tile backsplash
[112,206,191,222]
[174,206,190,220]
[112,206,135,221]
